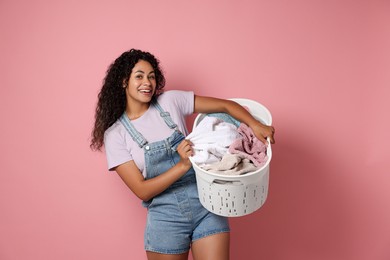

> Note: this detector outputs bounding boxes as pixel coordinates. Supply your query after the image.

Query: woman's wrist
[177,160,192,173]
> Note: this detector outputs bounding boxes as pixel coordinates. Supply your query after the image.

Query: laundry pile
[187,114,268,175]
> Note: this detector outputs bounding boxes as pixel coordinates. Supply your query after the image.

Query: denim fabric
[120,101,229,254]
[206,112,240,127]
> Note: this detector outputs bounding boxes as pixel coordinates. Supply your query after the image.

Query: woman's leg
[191,232,230,260]
[146,251,189,260]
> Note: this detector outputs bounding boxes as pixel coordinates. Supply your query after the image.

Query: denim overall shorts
[120,100,230,254]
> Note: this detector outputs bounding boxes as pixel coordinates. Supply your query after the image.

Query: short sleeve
[167,90,194,116]
[104,123,132,171]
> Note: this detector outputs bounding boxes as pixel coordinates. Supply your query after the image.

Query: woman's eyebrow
[134,70,155,74]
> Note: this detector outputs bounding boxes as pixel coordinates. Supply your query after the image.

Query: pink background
[1,0,389,259]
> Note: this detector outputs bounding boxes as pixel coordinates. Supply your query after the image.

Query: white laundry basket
[190,98,272,217]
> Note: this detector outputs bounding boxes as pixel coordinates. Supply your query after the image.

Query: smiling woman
[90,49,166,152]
[124,60,157,116]
[90,49,275,260]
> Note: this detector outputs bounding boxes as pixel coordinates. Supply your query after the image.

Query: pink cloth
[228,123,268,167]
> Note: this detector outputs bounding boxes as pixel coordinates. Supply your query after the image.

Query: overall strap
[119,100,178,148]
[119,113,148,148]
[151,100,178,129]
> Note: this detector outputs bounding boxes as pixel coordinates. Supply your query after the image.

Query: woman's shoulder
[158,89,192,99]
[157,90,195,115]
[104,120,126,143]
[157,90,194,104]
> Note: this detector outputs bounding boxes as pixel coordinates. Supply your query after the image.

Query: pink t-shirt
[104,90,194,176]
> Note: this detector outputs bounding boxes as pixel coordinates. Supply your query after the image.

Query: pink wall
[1,0,389,259]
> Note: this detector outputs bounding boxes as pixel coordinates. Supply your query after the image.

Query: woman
[91,49,275,260]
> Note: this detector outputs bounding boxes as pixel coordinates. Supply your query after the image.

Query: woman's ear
[122,79,128,88]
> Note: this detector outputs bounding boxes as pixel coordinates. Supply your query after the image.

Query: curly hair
[90,49,165,151]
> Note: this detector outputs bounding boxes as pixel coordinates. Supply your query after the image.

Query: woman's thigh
[191,232,230,260]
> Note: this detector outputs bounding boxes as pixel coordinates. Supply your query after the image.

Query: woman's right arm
[115,139,194,201]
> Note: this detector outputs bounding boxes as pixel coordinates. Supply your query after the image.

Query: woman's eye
[135,75,143,79]
[149,75,156,80]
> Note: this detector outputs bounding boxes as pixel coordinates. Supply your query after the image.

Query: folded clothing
[201,153,258,175]
[229,123,268,167]
[187,116,240,164]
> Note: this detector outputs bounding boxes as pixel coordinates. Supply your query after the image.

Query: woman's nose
[142,78,151,85]
[142,79,150,86]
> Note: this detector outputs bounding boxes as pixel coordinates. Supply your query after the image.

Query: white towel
[187,117,240,164]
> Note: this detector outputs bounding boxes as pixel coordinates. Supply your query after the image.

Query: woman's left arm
[194,95,275,144]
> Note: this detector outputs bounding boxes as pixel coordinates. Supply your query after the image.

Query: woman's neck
[125,102,150,120]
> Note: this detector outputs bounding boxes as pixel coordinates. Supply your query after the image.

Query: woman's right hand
[177,139,194,170]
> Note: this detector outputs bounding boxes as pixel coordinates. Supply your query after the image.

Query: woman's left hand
[251,122,276,144]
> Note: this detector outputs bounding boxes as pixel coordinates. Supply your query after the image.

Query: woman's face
[125,60,156,104]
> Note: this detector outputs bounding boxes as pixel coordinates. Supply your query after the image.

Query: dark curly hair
[90,49,165,151]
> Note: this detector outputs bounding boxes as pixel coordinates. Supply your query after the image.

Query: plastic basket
[190,98,272,217]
